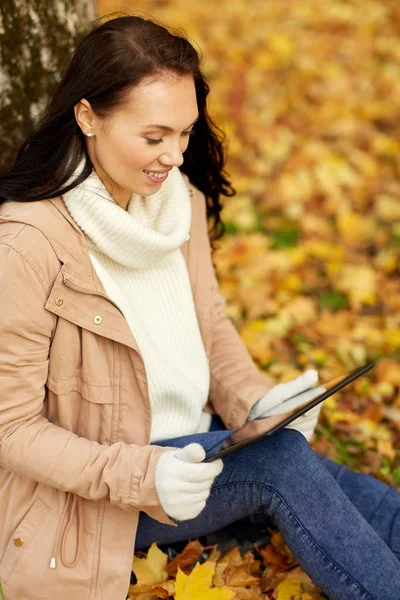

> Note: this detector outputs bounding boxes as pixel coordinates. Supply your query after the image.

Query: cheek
[97,134,155,170]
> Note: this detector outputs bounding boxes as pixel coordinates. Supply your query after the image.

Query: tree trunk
[0,0,96,173]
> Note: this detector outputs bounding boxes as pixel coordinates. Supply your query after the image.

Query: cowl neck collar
[63,165,191,269]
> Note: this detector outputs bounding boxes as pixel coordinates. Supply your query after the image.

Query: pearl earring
[85,132,94,137]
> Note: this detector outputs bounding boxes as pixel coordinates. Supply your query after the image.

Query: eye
[146,138,163,145]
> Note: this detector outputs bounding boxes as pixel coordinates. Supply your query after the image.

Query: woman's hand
[155,443,223,521]
[247,370,325,441]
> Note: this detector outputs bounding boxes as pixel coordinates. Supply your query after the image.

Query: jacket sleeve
[193,188,275,429]
[0,242,174,524]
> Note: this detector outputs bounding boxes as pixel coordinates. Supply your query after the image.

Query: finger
[169,481,212,497]
[175,443,206,463]
[291,403,323,424]
[182,488,211,503]
[282,385,326,408]
[280,370,319,400]
[262,386,325,417]
[178,460,223,483]
[186,500,207,518]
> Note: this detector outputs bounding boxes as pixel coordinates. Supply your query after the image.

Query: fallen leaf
[175,562,235,600]
[273,579,315,600]
[166,540,204,577]
[256,544,291,570]
[223,562,260,587]
[132,543,168,586]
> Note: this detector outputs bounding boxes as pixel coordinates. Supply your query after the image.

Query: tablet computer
[204,362,375,462]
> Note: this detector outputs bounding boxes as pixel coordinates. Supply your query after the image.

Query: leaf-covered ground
[97,0,400,597]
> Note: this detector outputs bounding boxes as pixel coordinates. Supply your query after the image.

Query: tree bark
[0,0,96,172]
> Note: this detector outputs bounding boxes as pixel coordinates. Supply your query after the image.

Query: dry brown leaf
[128,583,159,600]
[166,540,204,577]
[223,563,260,587]
[256,544,291,570]
[213,546,244,587]
[226,587,265,600]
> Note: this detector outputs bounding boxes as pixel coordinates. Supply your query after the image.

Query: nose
[159,143,184,168]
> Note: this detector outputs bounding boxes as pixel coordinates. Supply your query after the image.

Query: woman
[0,14,399,600]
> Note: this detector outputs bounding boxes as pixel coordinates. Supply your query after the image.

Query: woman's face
[75,73,199,209]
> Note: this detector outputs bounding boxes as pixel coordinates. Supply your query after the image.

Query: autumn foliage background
[95,0,400,598]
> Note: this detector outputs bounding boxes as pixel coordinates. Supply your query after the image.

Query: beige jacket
[0,178,273,600]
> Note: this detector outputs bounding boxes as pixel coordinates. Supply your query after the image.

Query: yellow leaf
[325,410,360,427]
[269,33,294,62]
[336,213,375,245]
[175,562,235,600]
[278,274,302,292]
[274,579,314,600]
[282,297,317,326]
[377,439,396,461]
[374,249,399,274]
[336,265,377,308]
[384,329,400,351]
[375,194,400,222]
[132,543,168,586]
[304,240,343,262]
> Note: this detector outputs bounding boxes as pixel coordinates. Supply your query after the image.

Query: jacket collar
[0,195,196,357]
[0,196,190,286]
[0,196,191,334]
[0,198,143,353]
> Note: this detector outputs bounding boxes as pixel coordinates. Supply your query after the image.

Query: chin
[141,181,165,195]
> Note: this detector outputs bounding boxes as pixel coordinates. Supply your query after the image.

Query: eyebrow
[142,115,199,132]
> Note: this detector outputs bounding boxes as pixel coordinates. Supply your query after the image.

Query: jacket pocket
[47,375,115,404]
[0,498,52,584]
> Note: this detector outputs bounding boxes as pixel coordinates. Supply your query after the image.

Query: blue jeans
[136,418,400,600]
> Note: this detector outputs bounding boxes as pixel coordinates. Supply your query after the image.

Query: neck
[101,177,131,211]
[87,148,131,210]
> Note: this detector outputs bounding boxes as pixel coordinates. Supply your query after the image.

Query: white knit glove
[247,370,325,441]
[155,443,223,521]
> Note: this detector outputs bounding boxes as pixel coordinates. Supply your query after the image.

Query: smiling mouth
[143,169,170,179]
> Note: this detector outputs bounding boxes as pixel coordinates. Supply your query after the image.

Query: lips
[143,169,170,183]
[143,169,170,178]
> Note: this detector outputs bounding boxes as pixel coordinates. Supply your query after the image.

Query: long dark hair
[0,14,235,240]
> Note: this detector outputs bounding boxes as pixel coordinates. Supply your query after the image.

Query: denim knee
[263,428,313,464]
[233,428,315,493]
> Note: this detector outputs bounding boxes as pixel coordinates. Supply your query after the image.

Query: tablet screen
[204,362,375,462]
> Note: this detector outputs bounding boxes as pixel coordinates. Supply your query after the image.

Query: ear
[74,99,95,135]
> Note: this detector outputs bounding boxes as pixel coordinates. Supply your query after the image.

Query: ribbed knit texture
[63,166,211,441]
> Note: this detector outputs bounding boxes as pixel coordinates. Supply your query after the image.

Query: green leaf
[255,214,268,233]
[319,291,348,312]
[270,228,299,249]
[0,580,5,600]
[224,222,239,235]
[261,357,278,369]
[379,456,391,477]
[389,230,400,248]
[290,333,310,346]
[392,465,400,486]
[316,425,362,468]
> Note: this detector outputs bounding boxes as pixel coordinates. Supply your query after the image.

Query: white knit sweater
[63,166,211,441]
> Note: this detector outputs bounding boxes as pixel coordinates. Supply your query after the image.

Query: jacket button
[93,316,102,325]
[55,297,63,306]
[14,537,23,547]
